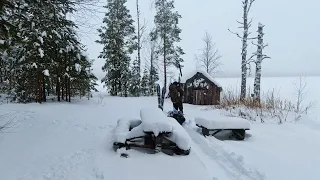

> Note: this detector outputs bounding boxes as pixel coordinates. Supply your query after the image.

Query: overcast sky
[76,0,320,80]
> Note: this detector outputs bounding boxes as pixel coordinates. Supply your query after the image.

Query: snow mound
[167,118,191,150]
[195,116,251,130]
[140,108,173,135]
[113,118,142,143]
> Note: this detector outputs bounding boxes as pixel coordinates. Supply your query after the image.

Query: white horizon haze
[75,0,320,81]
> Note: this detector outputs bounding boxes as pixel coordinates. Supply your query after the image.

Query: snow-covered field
[1,76,320,180]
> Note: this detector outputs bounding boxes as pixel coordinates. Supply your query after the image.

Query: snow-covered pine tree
[68,54,98,99]
[148,65,159,96]
[150,0,184,91]
[228,0,256,101]
[11,0,51,103]
[85,59,99,98]
[0,0,95,103]
[252,23,270,103]
[141,67,149,96]
[0,0,13,84]
[4,0,89,103]
[96,0,137,96]
[0,0,28,93]
[129,57,141,96]
[147,35,159,96]
[40,0,84,102]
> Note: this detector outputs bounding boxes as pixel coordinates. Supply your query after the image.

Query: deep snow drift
[1,94,320,180]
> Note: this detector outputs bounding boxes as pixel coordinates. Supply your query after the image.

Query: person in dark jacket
[169,81,184,113]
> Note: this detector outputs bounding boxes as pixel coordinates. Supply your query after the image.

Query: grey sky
[77,0,320,81]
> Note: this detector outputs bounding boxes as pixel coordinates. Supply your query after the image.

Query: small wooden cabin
[181,70,222,105]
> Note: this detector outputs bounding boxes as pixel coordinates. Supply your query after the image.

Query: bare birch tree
[195,31,222,76]
[228,0,256,101]
[251,23,270,102]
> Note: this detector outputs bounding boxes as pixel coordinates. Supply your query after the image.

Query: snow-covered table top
[140,108,174,136]
[195,116,250,130]
[140,108,191,150]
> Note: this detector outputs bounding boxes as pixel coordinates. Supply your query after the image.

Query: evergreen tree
[13,0,79,103]
[148,64,159,96]
[141,67,149,96]
[129,57,141,96]
[96,0,137,96]
[0,0,28,90]
[145,35,159,96]
[0,0,97,103]
[70,55,98,98]
[150,0,184,90]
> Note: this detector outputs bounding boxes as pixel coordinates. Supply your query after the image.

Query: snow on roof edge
[180,69,222,88]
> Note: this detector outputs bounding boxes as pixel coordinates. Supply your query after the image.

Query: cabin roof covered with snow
[180,69,222,88]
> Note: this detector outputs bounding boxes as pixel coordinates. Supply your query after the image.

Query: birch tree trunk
[253,23,266,102]
[229,0,256,101]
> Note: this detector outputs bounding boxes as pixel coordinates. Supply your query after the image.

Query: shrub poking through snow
[212,80,315,124]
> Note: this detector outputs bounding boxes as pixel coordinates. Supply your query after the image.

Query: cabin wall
[182,72,221,105]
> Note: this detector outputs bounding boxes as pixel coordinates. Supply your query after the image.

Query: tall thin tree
[251,23,270,102]
[228,0,256,101]
[151,0,184,92]
[195,31,222,76]
[96,0,137,96]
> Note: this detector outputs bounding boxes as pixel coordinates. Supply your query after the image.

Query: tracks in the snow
[184,125,266,180]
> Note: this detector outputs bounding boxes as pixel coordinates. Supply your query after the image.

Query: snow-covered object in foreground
[195,116,250,140]
[140,108,191,151]
[195,116,250,130]
[113,108,191,155]
[166,116,191,151]
[113,117,142,144]
[140,108,173,136]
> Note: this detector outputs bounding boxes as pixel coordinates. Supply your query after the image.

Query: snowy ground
[1,76,320,180]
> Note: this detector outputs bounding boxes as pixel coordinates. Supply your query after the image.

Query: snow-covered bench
[112,108,191,156]
[195,116,250,140]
